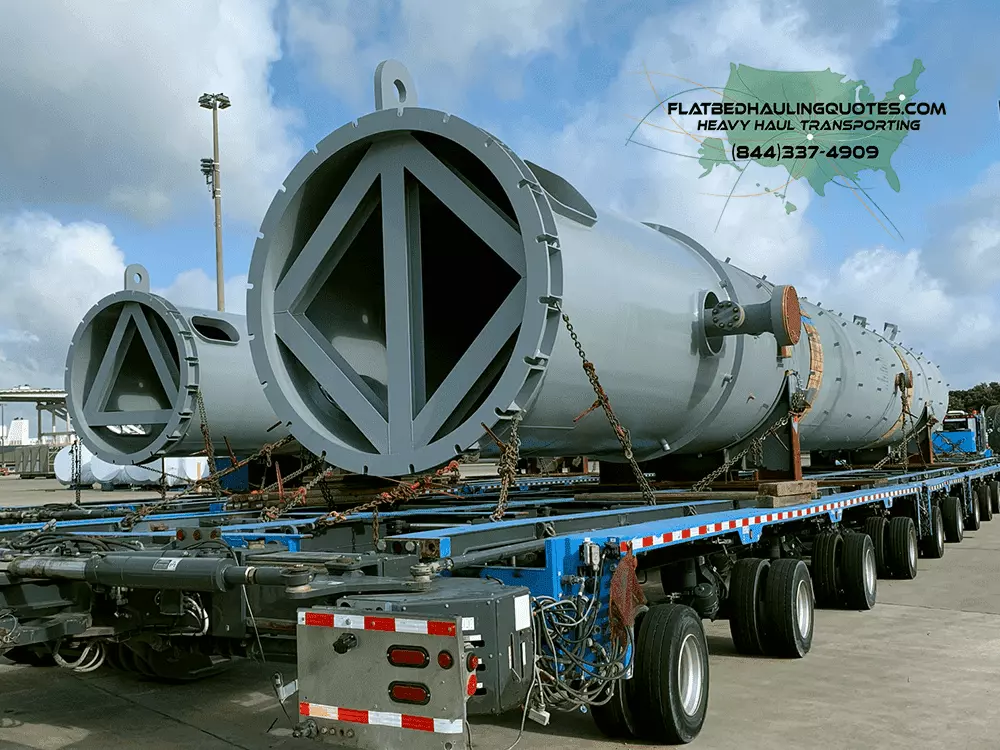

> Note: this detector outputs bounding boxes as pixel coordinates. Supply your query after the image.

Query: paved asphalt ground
[2,477,1000,749]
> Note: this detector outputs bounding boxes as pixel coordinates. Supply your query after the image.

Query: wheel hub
[795,579,812,636]
[864,547,876,596]
[677,632,705,716]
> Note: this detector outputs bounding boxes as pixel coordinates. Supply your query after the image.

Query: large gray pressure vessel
[66,265,290,465]
[245,60,948,477]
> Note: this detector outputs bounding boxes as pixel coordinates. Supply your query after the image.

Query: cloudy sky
[0,0,997,432]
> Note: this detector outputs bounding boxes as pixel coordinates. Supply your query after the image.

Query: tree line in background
[948,382,1000,413]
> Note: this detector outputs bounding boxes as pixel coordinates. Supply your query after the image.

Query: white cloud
[923,164,1000,291]
[0,213,249,403]
[0,213,125,390]
[799,240,1000,388]
[153,269,249,315]
[511,0,901,281]
[284,0,583,112]
[0,0,302,226]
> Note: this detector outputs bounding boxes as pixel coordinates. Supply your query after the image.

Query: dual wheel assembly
[593,560,816,744]
[968,481,1000,530]
[591,603,711,745]
[857,516,921,581]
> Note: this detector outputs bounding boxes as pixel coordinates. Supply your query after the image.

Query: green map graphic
[698,60,925,215]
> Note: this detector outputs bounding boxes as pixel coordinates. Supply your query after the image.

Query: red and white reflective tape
[300,701,463,735]
[297,610,457,637]
[620,488,911,554]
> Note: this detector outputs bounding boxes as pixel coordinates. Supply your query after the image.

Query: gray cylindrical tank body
[66,276,290,466]
[793,298,948,450]
[245,64,949,477]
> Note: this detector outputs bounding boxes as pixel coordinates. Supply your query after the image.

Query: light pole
[198,92,231,312]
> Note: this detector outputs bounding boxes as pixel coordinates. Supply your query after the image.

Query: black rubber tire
[942,495,964,543]
[864,516,891,578]
[965,488,982,531]
[103,643,125,671]
[728,558,770,655]
[991,481,1000,515]
[920,505,945,559]
[887,516,918,579]
[591,679,639,738]
[841,532,878,610]
[811,532,843,608]
[978,484,993,522]
[631,604,710,744]
[761,559,814,658]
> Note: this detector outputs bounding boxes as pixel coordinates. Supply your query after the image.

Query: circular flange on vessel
[247,105,564,476]
[65,289,199,465]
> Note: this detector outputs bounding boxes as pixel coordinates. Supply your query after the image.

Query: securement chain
[196,390,223,498]
[72,438,82,506]
[318,476,335,508]
[556,301,656,505]
[158,457,167,504]
[692,410,797,492]
[117,434,296,530]
[312,461,463,544]
[486,412,522,521]
[258,453,332,521]
[873,387,914,471]
[934,432,964,456]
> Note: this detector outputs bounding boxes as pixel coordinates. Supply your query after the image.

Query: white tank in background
[123,458,202,487]
[54,443,95,486]
[124,460,172,487]
[181,457,208,482]
[91,456,129,485]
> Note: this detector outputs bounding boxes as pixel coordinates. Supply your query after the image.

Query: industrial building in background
[4,61,999,750]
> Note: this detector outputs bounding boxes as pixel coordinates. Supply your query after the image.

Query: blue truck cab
[933,409,993,458]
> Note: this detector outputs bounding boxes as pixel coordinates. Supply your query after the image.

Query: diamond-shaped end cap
[247,106,563,477]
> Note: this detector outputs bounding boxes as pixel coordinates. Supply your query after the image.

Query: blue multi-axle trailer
[3,59,996,748]
[3,457,999,748]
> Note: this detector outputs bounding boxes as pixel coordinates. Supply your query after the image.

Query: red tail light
[437,650,454,669]
[387,646,429,668]
[466,653,479,671]
[389,682,431,705]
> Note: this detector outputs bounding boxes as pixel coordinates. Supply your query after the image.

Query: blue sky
[0,0,998,434]
[19,0,993,280]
